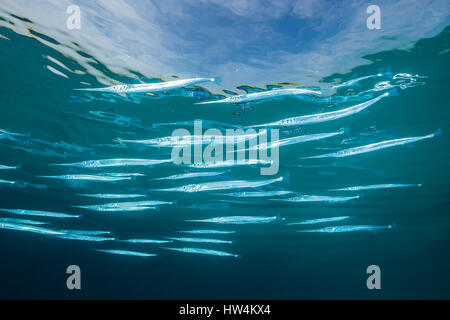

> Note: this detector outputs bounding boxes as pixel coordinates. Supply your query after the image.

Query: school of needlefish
[0,72,438,259]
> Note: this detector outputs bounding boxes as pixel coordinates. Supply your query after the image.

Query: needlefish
[75,77,218,93]
[249,92,388,127]
[302,130,440,159]
[196,88,321,105]
[152,176,283,192]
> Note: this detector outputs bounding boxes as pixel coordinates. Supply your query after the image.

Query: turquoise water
[0,7,450,299]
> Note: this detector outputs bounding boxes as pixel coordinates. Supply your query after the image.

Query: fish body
[152,171,227,181]
[154,176,282,192]
[52,158,170,168]
[162,247,239,258]
[166,237,232,244]
[187,215,278,224]
[273,195,359,203]
[250,93,388,127]
[303,130,440,159]
[75,200,170,212]
[52,234,115,241]
[298,224,393,233]
[287,216,351,225]
[219,190,294,198]
[250,130,344,150]
[196,88,321,105]
[93,249,157,257]
[118,239,171,244]
[60,230,112,236]
[0,208,80,219]
[38,173,143,182]
[117,132,262,147]
[0,222,65,236]
[187,159,271,169]
[0,217,47,225]
[329,183,422,191]
[179,230,235,235]
[78,193,147,199]
[76,77,217,93]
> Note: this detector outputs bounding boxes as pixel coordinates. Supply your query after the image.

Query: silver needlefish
[196,88,321,105]
[329,183,423,191]
[331,73,384,89]
[92,249,158,257]
[117,132,262,147]
[52,158,170,168]
[74,200,172,212]
[0,222,65,236]
[118,238,172,244]
[187,159,271,169]
[0,217,48,225]
[298,224,393,233]
[161,247,239,258]
[75,77,218,93]
[287,216,352,225]
[0,208,81,219]
[60,230,112,236]
[272,195,359,203]
[179,230,236,235]
[152,171,227,181]
[78,193,147,199]
[152,176,282,192]
[0,164,20,170]
[37,174,136,182]
[302,129,440,159]
[250,92,388,127]
[166,237,233,244]
[218,190,294,198]
[38,173,143,182]
[187,215,278,224]
[248,130,344,150]
[51,233,116,242]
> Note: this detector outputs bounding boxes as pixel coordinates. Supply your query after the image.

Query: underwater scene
[0,1,449,299]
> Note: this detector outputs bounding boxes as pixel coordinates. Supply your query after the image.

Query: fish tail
[433,128,442,137]
[339,126,350,134]
[212,77,222,84]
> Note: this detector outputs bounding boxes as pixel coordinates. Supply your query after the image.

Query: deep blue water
[0,2,449,299]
